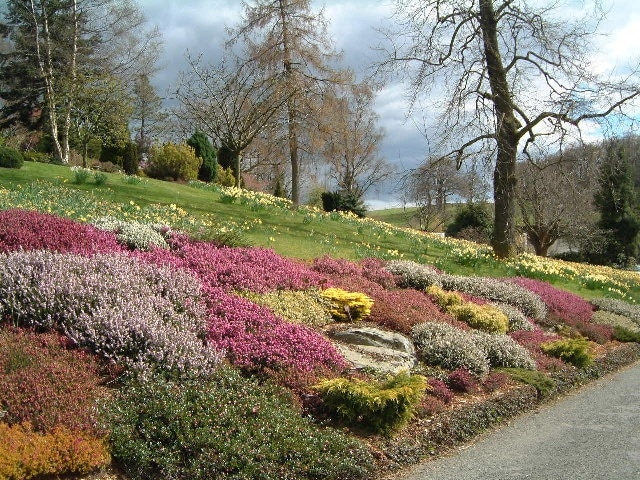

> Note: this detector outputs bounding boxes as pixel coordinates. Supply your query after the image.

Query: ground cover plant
[1,166,640,479]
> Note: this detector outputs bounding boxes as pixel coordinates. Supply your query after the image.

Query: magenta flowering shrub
[510,329,565,371]
[149,238,326,292]
[312,256,397,288]
[0,209,123,255]
[510,277,612,343]
[0,250,220,376]
[427,378,454,404]
[510,277,593,323]
[206,287,347,374]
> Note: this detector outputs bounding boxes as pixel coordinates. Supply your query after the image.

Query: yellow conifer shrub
[320,287,374,322]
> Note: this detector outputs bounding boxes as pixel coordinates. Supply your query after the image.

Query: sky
[138,0,640,209]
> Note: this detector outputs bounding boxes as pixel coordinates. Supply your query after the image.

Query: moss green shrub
[313,371,427,435]
[320,287,374,322]
[612,326,640,343]
[0,146,24,169]
[145,143,202,181]
[241,289,333,327]
[101,368,373,480]
[591,297,640,325]
[540,337,595,368]
[0,422,110,479]
[500,367,557,398]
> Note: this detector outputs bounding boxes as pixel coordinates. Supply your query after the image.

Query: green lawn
[2,161,639,303]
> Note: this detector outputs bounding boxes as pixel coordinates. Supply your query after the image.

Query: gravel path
[398,361,640,480]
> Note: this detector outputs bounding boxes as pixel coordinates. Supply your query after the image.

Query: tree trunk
[278,0,301,205]
[479,0,520,258]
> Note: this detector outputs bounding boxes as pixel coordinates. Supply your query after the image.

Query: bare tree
[318,79,394,200]
[378,0,640,257]
[174,54,292,187]
[229,0,344,204]
[516,145,600,256]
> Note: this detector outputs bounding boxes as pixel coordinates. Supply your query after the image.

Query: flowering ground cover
[1,165,640,478]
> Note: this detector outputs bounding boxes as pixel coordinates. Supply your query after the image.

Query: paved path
[399,362,640,480]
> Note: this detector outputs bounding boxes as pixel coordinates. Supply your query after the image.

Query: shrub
[0,209,123,255]
[92,216,170,250]
[591,297,640,325]
[447,368,479,393]
[207,289,347,375]
[591,310,640,333]
[320,287,374,322]
[241,289,334,327]
[187,130,217,183]
[385,260,442,289]
[612,326,640,342]
[493,302,535,332]
[313,371,427,435]
[101,369,374,480]
[0,422,110,480]
[482,371,510,392]
[139,240,325,293]
[411,322,491,377]
[510,277,593,323]
[500,368,557,398]
[540,338,595,368]
[71,166,92,184]
[0,328,105,433]
[473,331,537,370]
[145,143,202,181]
[388,260,547,320]
[427,285,510,334]
[445,203,492,240]
[22,151,55,164]
[411,322,536,376]
[510,329,565,371]
[0,251,220,377]
[93,171,108,186]
[427,378,454,404]
[321,190,366,217]
[0,145,24,168]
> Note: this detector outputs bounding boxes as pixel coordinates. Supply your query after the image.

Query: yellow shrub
[0,422,110,480]
[426,285,464,308]
[313,371,427,435]
[320,287,374,322]
[448,303,509,334]
[427,285,508,334]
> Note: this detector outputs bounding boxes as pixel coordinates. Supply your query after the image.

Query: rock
[330,327,417,373]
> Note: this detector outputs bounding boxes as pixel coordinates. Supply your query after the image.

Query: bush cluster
[493,302,535,332]
[427,378,454,404]
[0,250,220,377]
[427,285,509,334]
[320,287,374,322]
[206,288,347,374]
[0,145,24,168]
[411,322,536,377]
[101,369,374,480]
[447,368,479,393]
[0,328,104,433]
[313,371,427,435]
[540,337,595,368]
[92,216,170,250]
[0,209,123,255]
[509,329,566,371]
[591,310,640,333]
[241,289,334,327]
[313,259,458,334]
[387,260,546,320]
[0,422,110,480]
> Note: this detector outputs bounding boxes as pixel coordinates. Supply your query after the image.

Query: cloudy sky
[138,0,640,208]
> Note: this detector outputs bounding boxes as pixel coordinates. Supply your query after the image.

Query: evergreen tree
[594,140,640,266]
[187,131,217,182]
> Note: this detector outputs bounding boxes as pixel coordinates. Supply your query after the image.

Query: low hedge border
[373,342,640,477]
